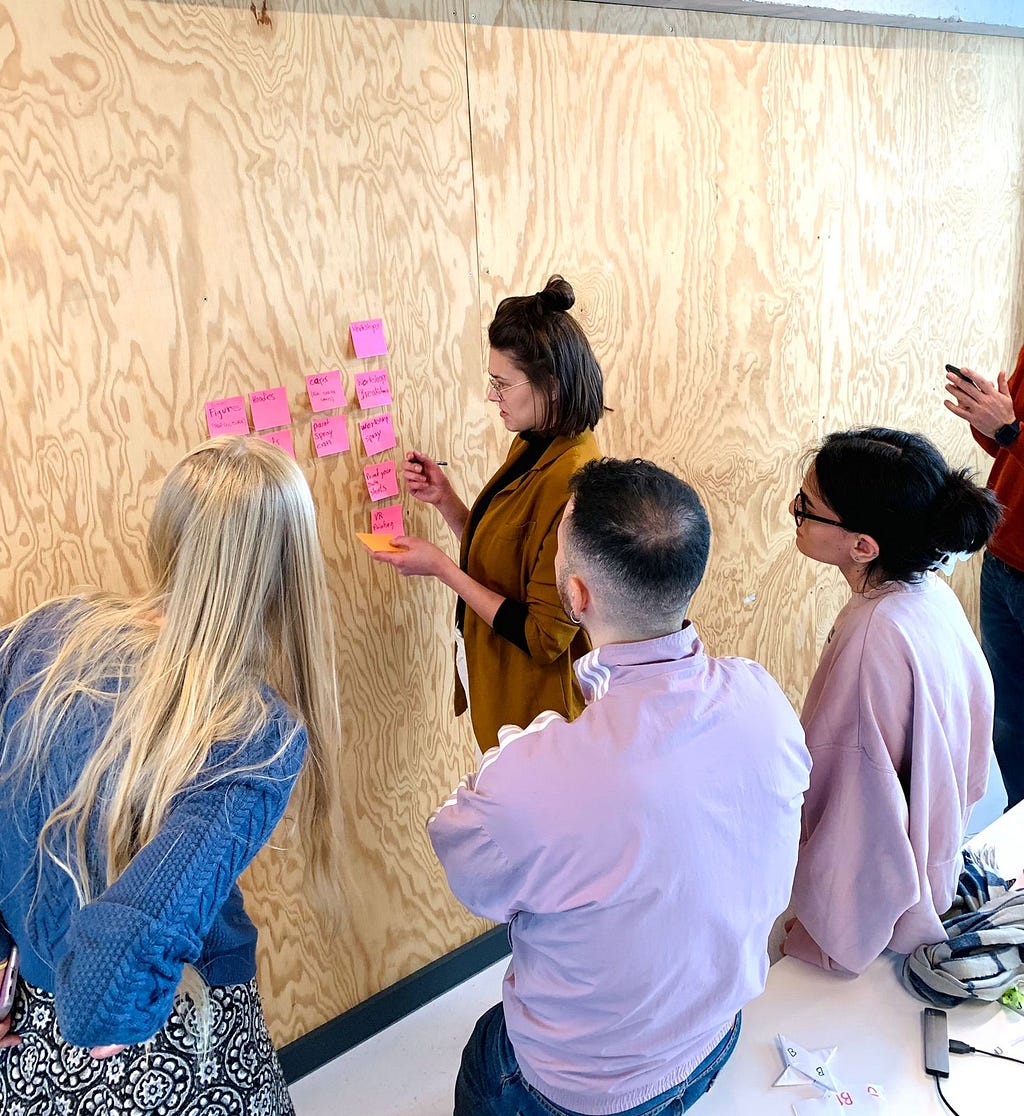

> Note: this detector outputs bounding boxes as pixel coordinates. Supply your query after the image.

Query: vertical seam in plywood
[462,0,485,367]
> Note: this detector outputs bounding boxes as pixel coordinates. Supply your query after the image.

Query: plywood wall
[2,0,1022,1048]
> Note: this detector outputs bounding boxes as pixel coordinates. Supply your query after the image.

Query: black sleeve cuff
[492,599,531,656]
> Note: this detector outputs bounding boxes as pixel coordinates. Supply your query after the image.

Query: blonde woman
[0,437,341,1113]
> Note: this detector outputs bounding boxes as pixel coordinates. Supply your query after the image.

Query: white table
[696,804,1024,1114]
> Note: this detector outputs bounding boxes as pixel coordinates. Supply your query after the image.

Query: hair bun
[536,275,575,313]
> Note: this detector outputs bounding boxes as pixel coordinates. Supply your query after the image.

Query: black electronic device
[945,363,976,388]
[923,1007,950,1079]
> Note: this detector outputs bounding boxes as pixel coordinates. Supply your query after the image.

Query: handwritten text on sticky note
[355,368,392,409]
[205,396,249,437]
[249,386,291,431]
[364,460,400,502]
[359,412,397,456]
[371,503,404,537]
[306,370,346,412]
[258,429,296,459]
[350,318,388,359]
[311,414,350,457]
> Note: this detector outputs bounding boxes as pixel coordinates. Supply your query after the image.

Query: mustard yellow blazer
[456,430,601,750]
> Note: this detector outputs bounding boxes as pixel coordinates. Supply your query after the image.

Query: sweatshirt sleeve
[427,713,567,921]
[54,719,306,1047]
[792,627,922,975]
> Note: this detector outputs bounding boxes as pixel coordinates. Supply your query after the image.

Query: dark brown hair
[488,275,605,437]
[813,427,1001,585]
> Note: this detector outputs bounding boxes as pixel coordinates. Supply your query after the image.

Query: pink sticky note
[358,412,397,456]
[350,318,389,359]
[355,368,392,409]
[205,396,249,437]
[258,428,296,459]
[311,414,350,457]
[248,386,292,431]
[371,502,404,537]
[306,370,346,412]
[363,460,400,502]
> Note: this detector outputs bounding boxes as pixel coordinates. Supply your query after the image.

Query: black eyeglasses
[792,490,845,529]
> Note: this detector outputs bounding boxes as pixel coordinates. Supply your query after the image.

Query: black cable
[949,1038,1024,1067]
[935,1075,962,1115]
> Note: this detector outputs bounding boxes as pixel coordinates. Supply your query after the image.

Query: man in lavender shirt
[428,458,811,1116]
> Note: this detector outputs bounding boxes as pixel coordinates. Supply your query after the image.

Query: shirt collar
[573,624,703,704]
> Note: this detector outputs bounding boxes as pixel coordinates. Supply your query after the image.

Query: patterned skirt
[0,976,295,1115]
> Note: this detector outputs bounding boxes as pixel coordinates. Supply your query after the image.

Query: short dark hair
[566,458,710,621]
[813,427,1001,584]
[488,275,605,438]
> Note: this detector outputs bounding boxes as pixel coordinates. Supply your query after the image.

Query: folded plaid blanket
[901,848,1024,1007]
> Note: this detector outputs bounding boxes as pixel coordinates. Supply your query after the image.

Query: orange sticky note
[356,531,401,553]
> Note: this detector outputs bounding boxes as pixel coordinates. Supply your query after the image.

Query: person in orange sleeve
[945,344,1024,807]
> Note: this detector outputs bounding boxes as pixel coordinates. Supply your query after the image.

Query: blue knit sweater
[0,601,307,1047]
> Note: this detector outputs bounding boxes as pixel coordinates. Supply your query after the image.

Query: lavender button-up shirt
[429,627,810,1115]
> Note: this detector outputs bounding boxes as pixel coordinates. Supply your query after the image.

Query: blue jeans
[454,1003,741,1116]
[980,553,1024,810]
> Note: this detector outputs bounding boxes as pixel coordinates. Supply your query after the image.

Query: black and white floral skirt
[0,977,294,1115]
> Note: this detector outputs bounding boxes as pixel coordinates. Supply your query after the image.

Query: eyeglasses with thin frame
[487,375,532,402]
[792,489,846,529]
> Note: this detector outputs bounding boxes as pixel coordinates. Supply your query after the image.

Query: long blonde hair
[2,435,342,914]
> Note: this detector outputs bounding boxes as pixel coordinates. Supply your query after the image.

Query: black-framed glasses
[792,490,845,529]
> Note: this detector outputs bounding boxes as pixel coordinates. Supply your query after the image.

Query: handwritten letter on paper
[205,396,249,437]
[311,414,350,457]
[358,412,397,456]
[350,318,388,359]
[248,386,291,431]
[257,429,296,459]
[306,370,346,412]
[371,502,404,537]
[363,460,400,502]
[355,368,392,409]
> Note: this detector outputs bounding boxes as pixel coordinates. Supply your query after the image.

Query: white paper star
[773,1033,841,1092]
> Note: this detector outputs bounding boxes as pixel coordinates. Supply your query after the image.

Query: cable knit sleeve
[53,717,306,1048]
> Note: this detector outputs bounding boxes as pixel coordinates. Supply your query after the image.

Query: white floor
[289,958,505,1116]
[290,768,1009,1115]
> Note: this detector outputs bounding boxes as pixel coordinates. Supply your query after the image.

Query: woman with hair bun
[782,427,1000,975]
[0,436,341,1113]
[376,275,605,750]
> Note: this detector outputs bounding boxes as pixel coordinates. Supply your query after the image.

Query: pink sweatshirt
[786,575,993,975]
[428,628,810,1116]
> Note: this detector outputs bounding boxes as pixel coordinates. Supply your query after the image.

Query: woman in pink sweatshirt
[783,427,1000,975]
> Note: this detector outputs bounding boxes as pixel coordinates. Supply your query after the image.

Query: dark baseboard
[279,925,511,1085]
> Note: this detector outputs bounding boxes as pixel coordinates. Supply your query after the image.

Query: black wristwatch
[994,419,1021,448]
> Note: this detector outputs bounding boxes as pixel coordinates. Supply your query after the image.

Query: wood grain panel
[816,20,1024,635]
[469,0,1024,696]
[2,0,1023,1053]
[0,0,493,1048]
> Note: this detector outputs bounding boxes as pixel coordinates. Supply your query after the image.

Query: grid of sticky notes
[349,320,402,538]
[200,315,403,541]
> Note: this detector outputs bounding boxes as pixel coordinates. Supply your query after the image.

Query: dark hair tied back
[488,273,604,437]
[813,427,1001,585]
[535,275,575,315]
